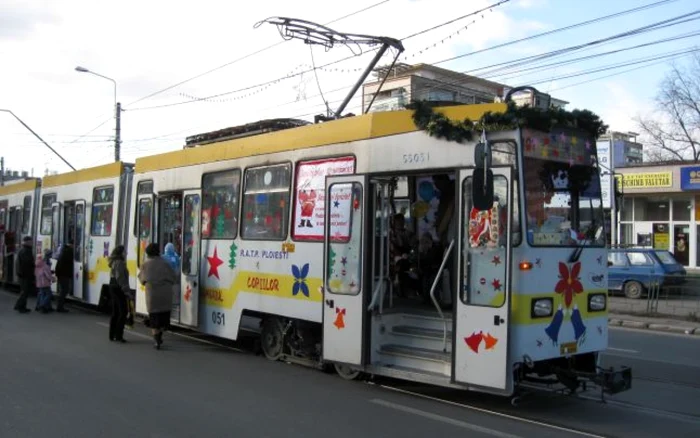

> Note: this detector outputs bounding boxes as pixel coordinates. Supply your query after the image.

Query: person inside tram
[390,213,416,298]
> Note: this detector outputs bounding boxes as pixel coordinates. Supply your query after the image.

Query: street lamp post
[75,66,121,162]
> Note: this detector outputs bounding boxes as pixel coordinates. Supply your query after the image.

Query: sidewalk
[609,312,700,335]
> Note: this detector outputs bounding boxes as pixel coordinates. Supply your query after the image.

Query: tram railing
[430,239,454,353]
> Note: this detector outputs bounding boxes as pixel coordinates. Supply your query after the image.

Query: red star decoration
[491,255,501,266]
[491,278,501,291]
[207,247,224,279]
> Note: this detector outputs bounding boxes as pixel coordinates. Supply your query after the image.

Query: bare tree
[635,53,700,162]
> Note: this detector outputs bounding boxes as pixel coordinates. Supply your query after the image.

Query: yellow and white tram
[0,99,631,399]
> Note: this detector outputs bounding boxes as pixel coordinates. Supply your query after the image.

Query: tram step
[378,344,451,376]
[400,313,452,332]
[391,325,452,352]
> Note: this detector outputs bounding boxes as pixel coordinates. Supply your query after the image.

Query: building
[598,131,643,167]
[614,161,700,268]
[361,63,571,114]
[361,63,507,113]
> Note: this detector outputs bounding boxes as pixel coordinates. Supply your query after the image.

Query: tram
[0,94,632,398]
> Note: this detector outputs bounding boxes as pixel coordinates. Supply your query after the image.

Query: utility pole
[1,157,4,186]
[115,102,121,162]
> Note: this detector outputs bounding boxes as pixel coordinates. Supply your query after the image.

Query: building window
[202,169,241,239]
[241,163,291,240]
[672,198,691,221]
[634,197,669,222]
[91,186,114,236]
[620,197,633,221]
[40,193,56,235]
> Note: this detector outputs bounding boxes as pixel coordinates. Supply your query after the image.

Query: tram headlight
[531,298,553,318]
[588,293,607,312]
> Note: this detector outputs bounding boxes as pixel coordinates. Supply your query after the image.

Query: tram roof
[42,162,126,189]
[134,102,508,174]
[0,178,39,196]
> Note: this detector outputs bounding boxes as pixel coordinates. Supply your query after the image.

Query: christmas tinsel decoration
[408,100,608,143]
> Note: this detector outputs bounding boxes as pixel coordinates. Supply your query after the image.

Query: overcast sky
[1,0,697,176]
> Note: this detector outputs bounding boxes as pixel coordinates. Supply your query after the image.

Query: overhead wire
[126,0,512,112]
[126,0,394,108]
[120,0,687,150]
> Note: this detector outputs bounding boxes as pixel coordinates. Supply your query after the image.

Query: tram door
[68,201,87,299]
[453,167,513,395]
[322,175,368,367]
[136,192,155,315]
[156,193,183,324]
[179,190,201,327]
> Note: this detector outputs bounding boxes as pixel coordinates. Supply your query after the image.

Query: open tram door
[322,174,368,377]
[453,161,514,395]
[135,190,155,315]
[72,201,87,299]
[178,190,201,327]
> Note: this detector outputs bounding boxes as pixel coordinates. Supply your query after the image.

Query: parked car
[607,248,686,299]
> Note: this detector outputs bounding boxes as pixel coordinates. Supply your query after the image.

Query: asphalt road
[2,290,699,438]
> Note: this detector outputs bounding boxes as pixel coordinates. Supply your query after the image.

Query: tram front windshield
[523,156,605,247]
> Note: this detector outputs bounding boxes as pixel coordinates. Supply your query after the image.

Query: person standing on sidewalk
[138,243,176,349]
[14,236,35,313]
[107,245,131,343]
[54,241,73,313]
[34,248,55,313]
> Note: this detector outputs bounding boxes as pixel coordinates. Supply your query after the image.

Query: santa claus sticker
[293,157,355,240]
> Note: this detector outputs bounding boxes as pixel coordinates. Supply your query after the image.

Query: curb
[610,317,698,335]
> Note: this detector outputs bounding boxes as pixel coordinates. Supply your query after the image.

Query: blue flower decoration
[292,263,310,297]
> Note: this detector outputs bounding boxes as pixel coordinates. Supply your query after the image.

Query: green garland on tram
[408,99,608,143]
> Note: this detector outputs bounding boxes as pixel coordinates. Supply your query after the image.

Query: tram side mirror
[472,168,494,211]
[474,142,492,170]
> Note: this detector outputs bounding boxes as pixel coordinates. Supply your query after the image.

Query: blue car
[607,248,686,299]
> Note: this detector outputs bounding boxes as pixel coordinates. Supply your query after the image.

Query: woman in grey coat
[138,243,176,349]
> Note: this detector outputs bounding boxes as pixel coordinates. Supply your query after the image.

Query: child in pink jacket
[35,249,55,313]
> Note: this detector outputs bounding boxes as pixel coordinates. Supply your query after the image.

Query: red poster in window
[293,156,355,240]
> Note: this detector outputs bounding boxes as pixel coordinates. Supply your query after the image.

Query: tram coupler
[553,365,632,402]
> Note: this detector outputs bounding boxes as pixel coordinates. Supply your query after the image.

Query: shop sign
[680,166,700,190]
[615,172,672,189]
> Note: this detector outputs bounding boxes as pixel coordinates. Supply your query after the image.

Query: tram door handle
[494,315,505,326]
[325,299,334,309]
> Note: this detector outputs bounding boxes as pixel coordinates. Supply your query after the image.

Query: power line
[126,0,511,112]
[433,0,677,66]
[120,1,685,147]
[126,0,394,107]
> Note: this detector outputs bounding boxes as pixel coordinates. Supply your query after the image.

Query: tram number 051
[211,311,226,325]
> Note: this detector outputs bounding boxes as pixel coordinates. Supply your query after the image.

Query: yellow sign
[615,172,672,189]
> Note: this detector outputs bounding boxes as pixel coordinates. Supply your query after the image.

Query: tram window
[22,196,31,234]
[241,163,291,241]
[326,182,363,295]
[202,169,241,239]
[137,198,153,266]
[91,186,114,236]
[0,200,6,227]
[182,194,200,275]
[292,156,355,241]
[462,175,508,308]
[40,193,56,235]
[137,180,153,195]
[133,180,154,237]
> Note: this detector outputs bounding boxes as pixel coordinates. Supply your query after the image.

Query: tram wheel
[261,318,284,361]
[334,363,362,380]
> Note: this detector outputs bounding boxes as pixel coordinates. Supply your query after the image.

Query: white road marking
[378,385,606,438]
[607,347,638,353]
[370,398,522,438]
